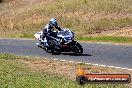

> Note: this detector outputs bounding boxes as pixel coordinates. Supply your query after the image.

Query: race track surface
[0,39,132,69]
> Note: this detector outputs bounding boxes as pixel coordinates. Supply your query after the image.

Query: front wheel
[70,41,83,55]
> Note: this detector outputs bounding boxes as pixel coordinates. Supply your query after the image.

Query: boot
[44,42,49,47]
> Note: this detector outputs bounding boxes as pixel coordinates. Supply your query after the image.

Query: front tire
[70,41,83,55]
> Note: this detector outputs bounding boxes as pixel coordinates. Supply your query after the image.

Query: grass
[0,53,131,88]
[0,0,132,39]
[76,36,132,44]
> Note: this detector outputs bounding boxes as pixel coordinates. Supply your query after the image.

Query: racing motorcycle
[34,28,83,55]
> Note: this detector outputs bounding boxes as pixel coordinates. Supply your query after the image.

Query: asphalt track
[0,39,132,69]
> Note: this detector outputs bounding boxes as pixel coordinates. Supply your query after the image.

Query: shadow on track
[60,53,92,56]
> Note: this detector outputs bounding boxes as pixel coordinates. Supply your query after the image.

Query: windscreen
[58,31,70,36]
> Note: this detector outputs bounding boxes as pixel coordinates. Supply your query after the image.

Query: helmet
[49,18,58,28]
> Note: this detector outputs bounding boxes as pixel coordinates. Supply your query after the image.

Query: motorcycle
[34,28,83,55]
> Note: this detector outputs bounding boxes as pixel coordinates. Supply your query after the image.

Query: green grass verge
[0,53,131,88]
[76,35,132,44]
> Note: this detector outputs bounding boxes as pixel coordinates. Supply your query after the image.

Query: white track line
[53,58,132,70]
[108,66,114,68]
[26,56,29,58]
[121,68,128,70]
[60,60,66,62]
[35,57,39,59]
[128,69,132,71]
[98,65,106,67]
[69,61,74,63]
[85,63,92,65]
[77,62,82,64]
[53,59,58,61]
[93,64,99,66]
[115,67,121,69]
[24,56,132,71]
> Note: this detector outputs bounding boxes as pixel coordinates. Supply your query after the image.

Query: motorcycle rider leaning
[40,18,62,47]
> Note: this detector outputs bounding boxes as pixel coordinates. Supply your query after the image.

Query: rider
[41,18,62,47]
